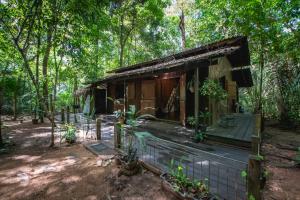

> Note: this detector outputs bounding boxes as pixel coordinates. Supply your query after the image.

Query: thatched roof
[93,46,240,85]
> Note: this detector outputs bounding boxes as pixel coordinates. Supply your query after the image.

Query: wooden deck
[136,113,254,147]
[207,113,254,142]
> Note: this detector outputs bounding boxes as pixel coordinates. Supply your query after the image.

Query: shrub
[63,123,76,144]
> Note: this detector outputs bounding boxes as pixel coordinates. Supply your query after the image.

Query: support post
[66,106,70,123]
[114,122,121,149]
[194,67,199,135]
[61,108,65,123]
[96,118,101,140]
[179,73,186,126]
[252,113,262,154]
[247,155,262,200]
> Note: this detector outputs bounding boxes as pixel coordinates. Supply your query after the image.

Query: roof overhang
[92,46,239,85]
[232,68,253,87]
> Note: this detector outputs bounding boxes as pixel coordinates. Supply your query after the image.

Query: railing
[120,130,248,200]
[78,114,96,140]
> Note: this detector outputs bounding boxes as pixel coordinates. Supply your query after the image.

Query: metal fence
[78,114,96,140]
[54,113,97,141]
[120,130,248,200]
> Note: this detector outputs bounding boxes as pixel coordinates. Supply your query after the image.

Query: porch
[136,113,254,148]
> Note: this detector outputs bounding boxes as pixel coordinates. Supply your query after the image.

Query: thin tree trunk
[13,91,17,121]
[49,94,55,147]
[119,15,124,68]
[179,9,186,49]
[0,86,3,144]
[73,77,78,123]
[257,38,264,112]
[35,30,40,120]
[42,25,54,113]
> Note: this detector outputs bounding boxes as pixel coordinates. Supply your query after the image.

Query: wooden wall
[140,80,156,115]
[208,56,238,124]
[126,80,141,111]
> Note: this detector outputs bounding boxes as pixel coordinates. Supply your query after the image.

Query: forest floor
[0,118,171,200]
[262,120,300,200]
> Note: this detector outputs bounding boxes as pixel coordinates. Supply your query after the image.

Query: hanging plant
[199,79,227,102]
[187,78,195,93]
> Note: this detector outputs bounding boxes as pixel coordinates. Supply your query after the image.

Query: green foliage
[62,123,76,144]
[195,131,206,142]
[248,194,256,200]
[168,159,210,197]
[255,154,264,161]
[199,79,227,102]
[241,170,247,179]
[187,116,196,126]
[187,110,211,127]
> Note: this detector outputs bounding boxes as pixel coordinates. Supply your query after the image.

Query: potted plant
[199,109,211,132]
[116,105,141,176]
[199,79,227,102]
[62,123,76,144]
[187,79,195,93]
[113,109,125,124]
[161,159,216,200]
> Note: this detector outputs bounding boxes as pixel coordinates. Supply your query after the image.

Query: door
[141,80,156,115]
[94,89,107,114]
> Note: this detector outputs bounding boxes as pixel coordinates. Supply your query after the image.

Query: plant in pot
[187,79,195,93]
[161,159,215,200]
[199,109,211,132]
[113,109,125,124]
[62,123,76,144]
[199,79,227,102]
[116,105,141,176]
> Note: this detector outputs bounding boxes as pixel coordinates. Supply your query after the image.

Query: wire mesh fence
[120,129,248,200]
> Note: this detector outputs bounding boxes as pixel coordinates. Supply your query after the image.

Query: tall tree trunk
[13,91,17,121]
[49,94,55,147]
[42,25,54,113]
[179,9,186,49]
[257,38,264,112]
[119,15,124,68]
[36,42,40,120]
[0,86,3,144]
[73,77,78,123]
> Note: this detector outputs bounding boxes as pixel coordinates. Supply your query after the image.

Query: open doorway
[155,73,180,121]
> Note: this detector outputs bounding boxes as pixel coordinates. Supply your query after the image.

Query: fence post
[252,113,262,155]
[247,155,262,200]
[66,106,70,123]
[96,118,101,140]
[114,122,121,149]
[248,113,262,200]
[61,108,65,123]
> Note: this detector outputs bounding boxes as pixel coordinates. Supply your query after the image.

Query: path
[0,118,171,200]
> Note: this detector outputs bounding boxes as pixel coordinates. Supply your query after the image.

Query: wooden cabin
[85,36,253,126]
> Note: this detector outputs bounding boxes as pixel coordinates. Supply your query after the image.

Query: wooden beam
[179,73,186,126]
[194,67,199,134]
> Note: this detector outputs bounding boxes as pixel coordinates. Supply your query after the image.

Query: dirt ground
[262,120,300,200]
[0,119,172,200]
